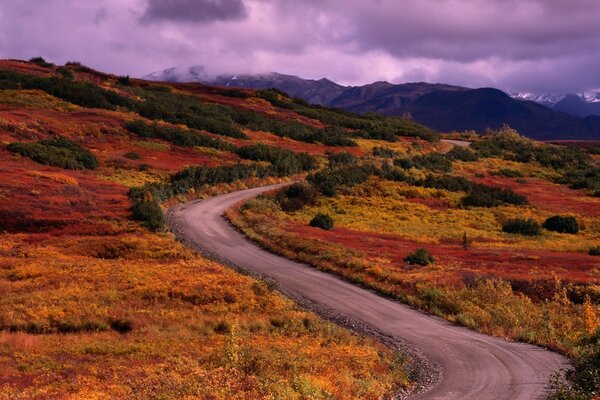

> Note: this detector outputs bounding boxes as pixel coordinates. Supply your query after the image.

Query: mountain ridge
[144,66,600,140]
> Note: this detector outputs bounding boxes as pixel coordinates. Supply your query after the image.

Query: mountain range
[145,67,600,140]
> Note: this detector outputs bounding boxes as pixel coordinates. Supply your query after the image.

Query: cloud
[0,0,599,92]
[142,0,247,23]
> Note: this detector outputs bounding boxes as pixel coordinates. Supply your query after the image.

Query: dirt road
[169,184,568,399]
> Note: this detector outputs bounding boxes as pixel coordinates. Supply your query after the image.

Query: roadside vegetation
[228,126,600,399]
[0,59,419,399]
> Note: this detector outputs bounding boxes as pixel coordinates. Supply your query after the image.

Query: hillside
[3,58,600,399]
[147,67,600,140]
[0,59,432,399]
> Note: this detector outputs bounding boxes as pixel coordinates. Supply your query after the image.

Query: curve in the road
[169,184,568,400]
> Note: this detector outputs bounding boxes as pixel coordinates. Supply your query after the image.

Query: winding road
[169,184,568,400]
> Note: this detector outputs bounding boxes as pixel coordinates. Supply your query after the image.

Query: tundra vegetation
[0,60,420,399]
[228,126,600,399]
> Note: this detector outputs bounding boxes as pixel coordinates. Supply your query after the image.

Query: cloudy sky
[1,0,599,92]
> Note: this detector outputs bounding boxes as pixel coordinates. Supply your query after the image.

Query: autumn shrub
[0,69,133,109]
[548,333,600,400]
[29,56,54,68]
[109,318,133,334]
[589,246,600,256]
[309,213,334,230]
[494,168,524,178]
[117,75,132,86]
[7,137,98,170]
[502,218,541,236]
[308,165,372,196]
[134,89,246,139]
[462,184,528,207]
[328,152,358,167]
[275,182,318,212]
[416,174,474,192]
[446,146,479,162]
[543,216,580,234]
[124,151,141,160]
[236,143,316,175]
[130,199,165,232]
[404,248,435,266]
[395,153,452,173]
[125,119,235,151]
[372,146,399,158]
[56,67,74,80]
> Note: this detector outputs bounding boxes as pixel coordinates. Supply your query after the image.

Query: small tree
[502,218,541,236]
[543,215,579,234]
[404,248,435,266]
[309,213,334,230]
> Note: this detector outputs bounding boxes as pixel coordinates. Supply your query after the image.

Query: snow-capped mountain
[582,89,600,103]
[508,90,600,117]
[508,92,566,107]
[144,65,208,83]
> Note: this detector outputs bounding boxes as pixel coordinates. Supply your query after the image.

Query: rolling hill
[146,67,600,140]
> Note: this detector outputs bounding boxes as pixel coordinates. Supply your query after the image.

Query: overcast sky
[1,0,599,92]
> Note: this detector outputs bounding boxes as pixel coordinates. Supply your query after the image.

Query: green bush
[308,165,372,196]
[29,57,54,68]
[309,213,334,230]
[236,143,316,176]
[543,216,580,234]
[124,119,235,151]
[446,146,479,162]
[395,153,452,173]
[404,249,435,266]
[7,137,98,170]
[495,168,524,178]
[372,146,399,158]
[462,184,528,207]
[0,69,132,110]
[502,218,541,236]
[276,183,318,212]
[328,152,358,167]
[589,246,600,256]
[548,334,600,400]
[130,199,165,232]
[124,151,141,160]
[117,75,132,86]
[56,67,74,80]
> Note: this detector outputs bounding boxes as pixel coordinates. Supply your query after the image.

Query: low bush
[236,143,316,176]
[543,216,580,234]
[395,153,452,173]
[117,75,132,86]
[308,165,372,196]
[588,246,600,256]
[276,183,318,212]
[309,213,334,230]
[125,119,235,151]
[130,199,165,232]
[372,146,399,158]
[502,218,541,236]
[124,151,141,160]
[29,57,54,68]
[7,137,98,170]
[328,152,358,167]
[462,184,528,207]
[446,146,479,162]
[404,249,435,266]
[495,168,524,178]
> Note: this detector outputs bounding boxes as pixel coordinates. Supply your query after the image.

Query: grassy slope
[228,133,600,359]
[0,60,415,399]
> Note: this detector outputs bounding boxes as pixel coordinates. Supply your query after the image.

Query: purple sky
[1,0,599,92]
